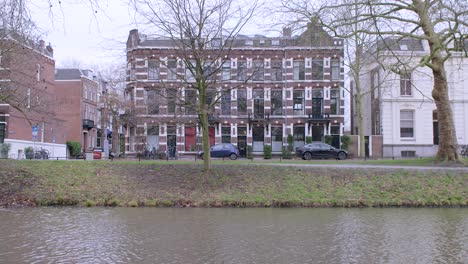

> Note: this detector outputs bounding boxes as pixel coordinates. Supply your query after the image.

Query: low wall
[4,139,67,159]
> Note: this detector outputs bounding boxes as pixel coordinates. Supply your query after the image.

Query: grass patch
[0,160,466,208]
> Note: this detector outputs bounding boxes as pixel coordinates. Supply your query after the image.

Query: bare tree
[280,0,468,162]
[129,0,258,171]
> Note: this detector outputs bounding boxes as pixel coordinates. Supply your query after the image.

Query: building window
[167,89,177,114]
[400,110,414,138]
[185,89,197,115]
[222,126,231,143]
[271,90,282,115]
[312,89,323,115]
[237,61,246,81]
[0,122,5,143]
[206,89,216,113]
[221,91,231,115]
[312,59,323,80]
[253,89,264,117]
[400,71,412,96]
[252,127,264,152]
[148,60,159,80]
[147,90,160,115]
[331,60,340,80]
[271,60,282,81]
[130,63,136,81]
[36,64,41,81]
[271,126,283,152]
[185,60,196,81]
[433,110,439,145]
[293,90,304,115]
[401,150,416,157]
[331,125,340,135]
[293,61,305,80]
[330,89,340,115]
[167,59,177,80]
[237,89,247,115]
[252,60,264,81]
[222,61,231,81]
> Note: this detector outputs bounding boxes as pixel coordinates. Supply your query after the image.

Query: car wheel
[337,151,347,160]
[303,152,313,160]
[229,153,238,160]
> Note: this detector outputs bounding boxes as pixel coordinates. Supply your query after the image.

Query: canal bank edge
[0,160,466,208]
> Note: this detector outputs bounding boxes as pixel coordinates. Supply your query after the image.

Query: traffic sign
[32,124,38,137]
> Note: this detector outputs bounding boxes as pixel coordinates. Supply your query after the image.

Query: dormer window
[272,40,280,46]
[400,44,408,50]
[245,40,253,46]
[400,71,412,96]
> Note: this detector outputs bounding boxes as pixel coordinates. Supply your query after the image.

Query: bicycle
[34,148,50,159]
[460,145,468,158]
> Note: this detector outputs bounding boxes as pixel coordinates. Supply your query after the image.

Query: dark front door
[238,127,247,157]
[364,136,370,158]
[237,137,247,157]
[312,125,323,142]
[167,135,177,158]
[331,135,340,149]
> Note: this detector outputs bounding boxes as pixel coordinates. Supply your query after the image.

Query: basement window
[401,150,416,158]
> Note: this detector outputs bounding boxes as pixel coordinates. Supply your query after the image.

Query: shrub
[282,146,292,159]
[325,135,333,145]
[66,141,82,158]
[341,135,350,150]
[263,144,272,159]
[287,134,294,152]
[0,143,11,159]
[305,136,313,144]
[24,146,34,159]
[156,147,166,159]
[247,145,253,159]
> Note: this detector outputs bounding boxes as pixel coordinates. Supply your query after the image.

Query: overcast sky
[30,0,277,68]
[31,0,135,68]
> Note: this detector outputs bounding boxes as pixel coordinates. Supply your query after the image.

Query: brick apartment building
[125,23,345,157]
[0,36,67,159]
[55,69,100,152]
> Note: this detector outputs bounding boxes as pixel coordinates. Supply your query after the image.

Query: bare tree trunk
[199,91,211,171]
[432,63,459,160]
[355,93,366,158]
[414,0,459,161]
[112,114,120,155]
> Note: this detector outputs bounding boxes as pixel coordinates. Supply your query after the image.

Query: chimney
[46,42,54,57]
[282,27,292,38]
[39,40,45,49]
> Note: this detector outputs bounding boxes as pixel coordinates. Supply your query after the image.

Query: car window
[222,144,230,149]
[310,143,320,149]
[321,143,333,149]
[212,145,223,150]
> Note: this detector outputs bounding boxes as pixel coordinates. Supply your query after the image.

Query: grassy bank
[0,160,466,208]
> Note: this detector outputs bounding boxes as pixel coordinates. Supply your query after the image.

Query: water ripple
[0,208,467,263]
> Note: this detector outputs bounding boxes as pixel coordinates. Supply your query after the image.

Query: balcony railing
[82,119,95,129]
[248,113,270,123]
[307,113,330,121]
[208,113,220,124]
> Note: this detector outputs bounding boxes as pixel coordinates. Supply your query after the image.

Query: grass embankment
[0,160,466,208]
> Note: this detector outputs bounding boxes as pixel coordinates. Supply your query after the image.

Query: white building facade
[354,38,468,158]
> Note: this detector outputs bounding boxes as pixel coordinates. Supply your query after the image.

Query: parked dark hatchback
[296,142,348,160]
[198,143,240,160]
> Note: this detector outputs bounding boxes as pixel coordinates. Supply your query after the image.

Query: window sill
[400,138,416,141]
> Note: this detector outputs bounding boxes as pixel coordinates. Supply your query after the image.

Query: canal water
[0,208,466,263]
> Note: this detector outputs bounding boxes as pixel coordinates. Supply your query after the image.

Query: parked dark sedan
[296,142,348,160]
[198,143,240,160]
